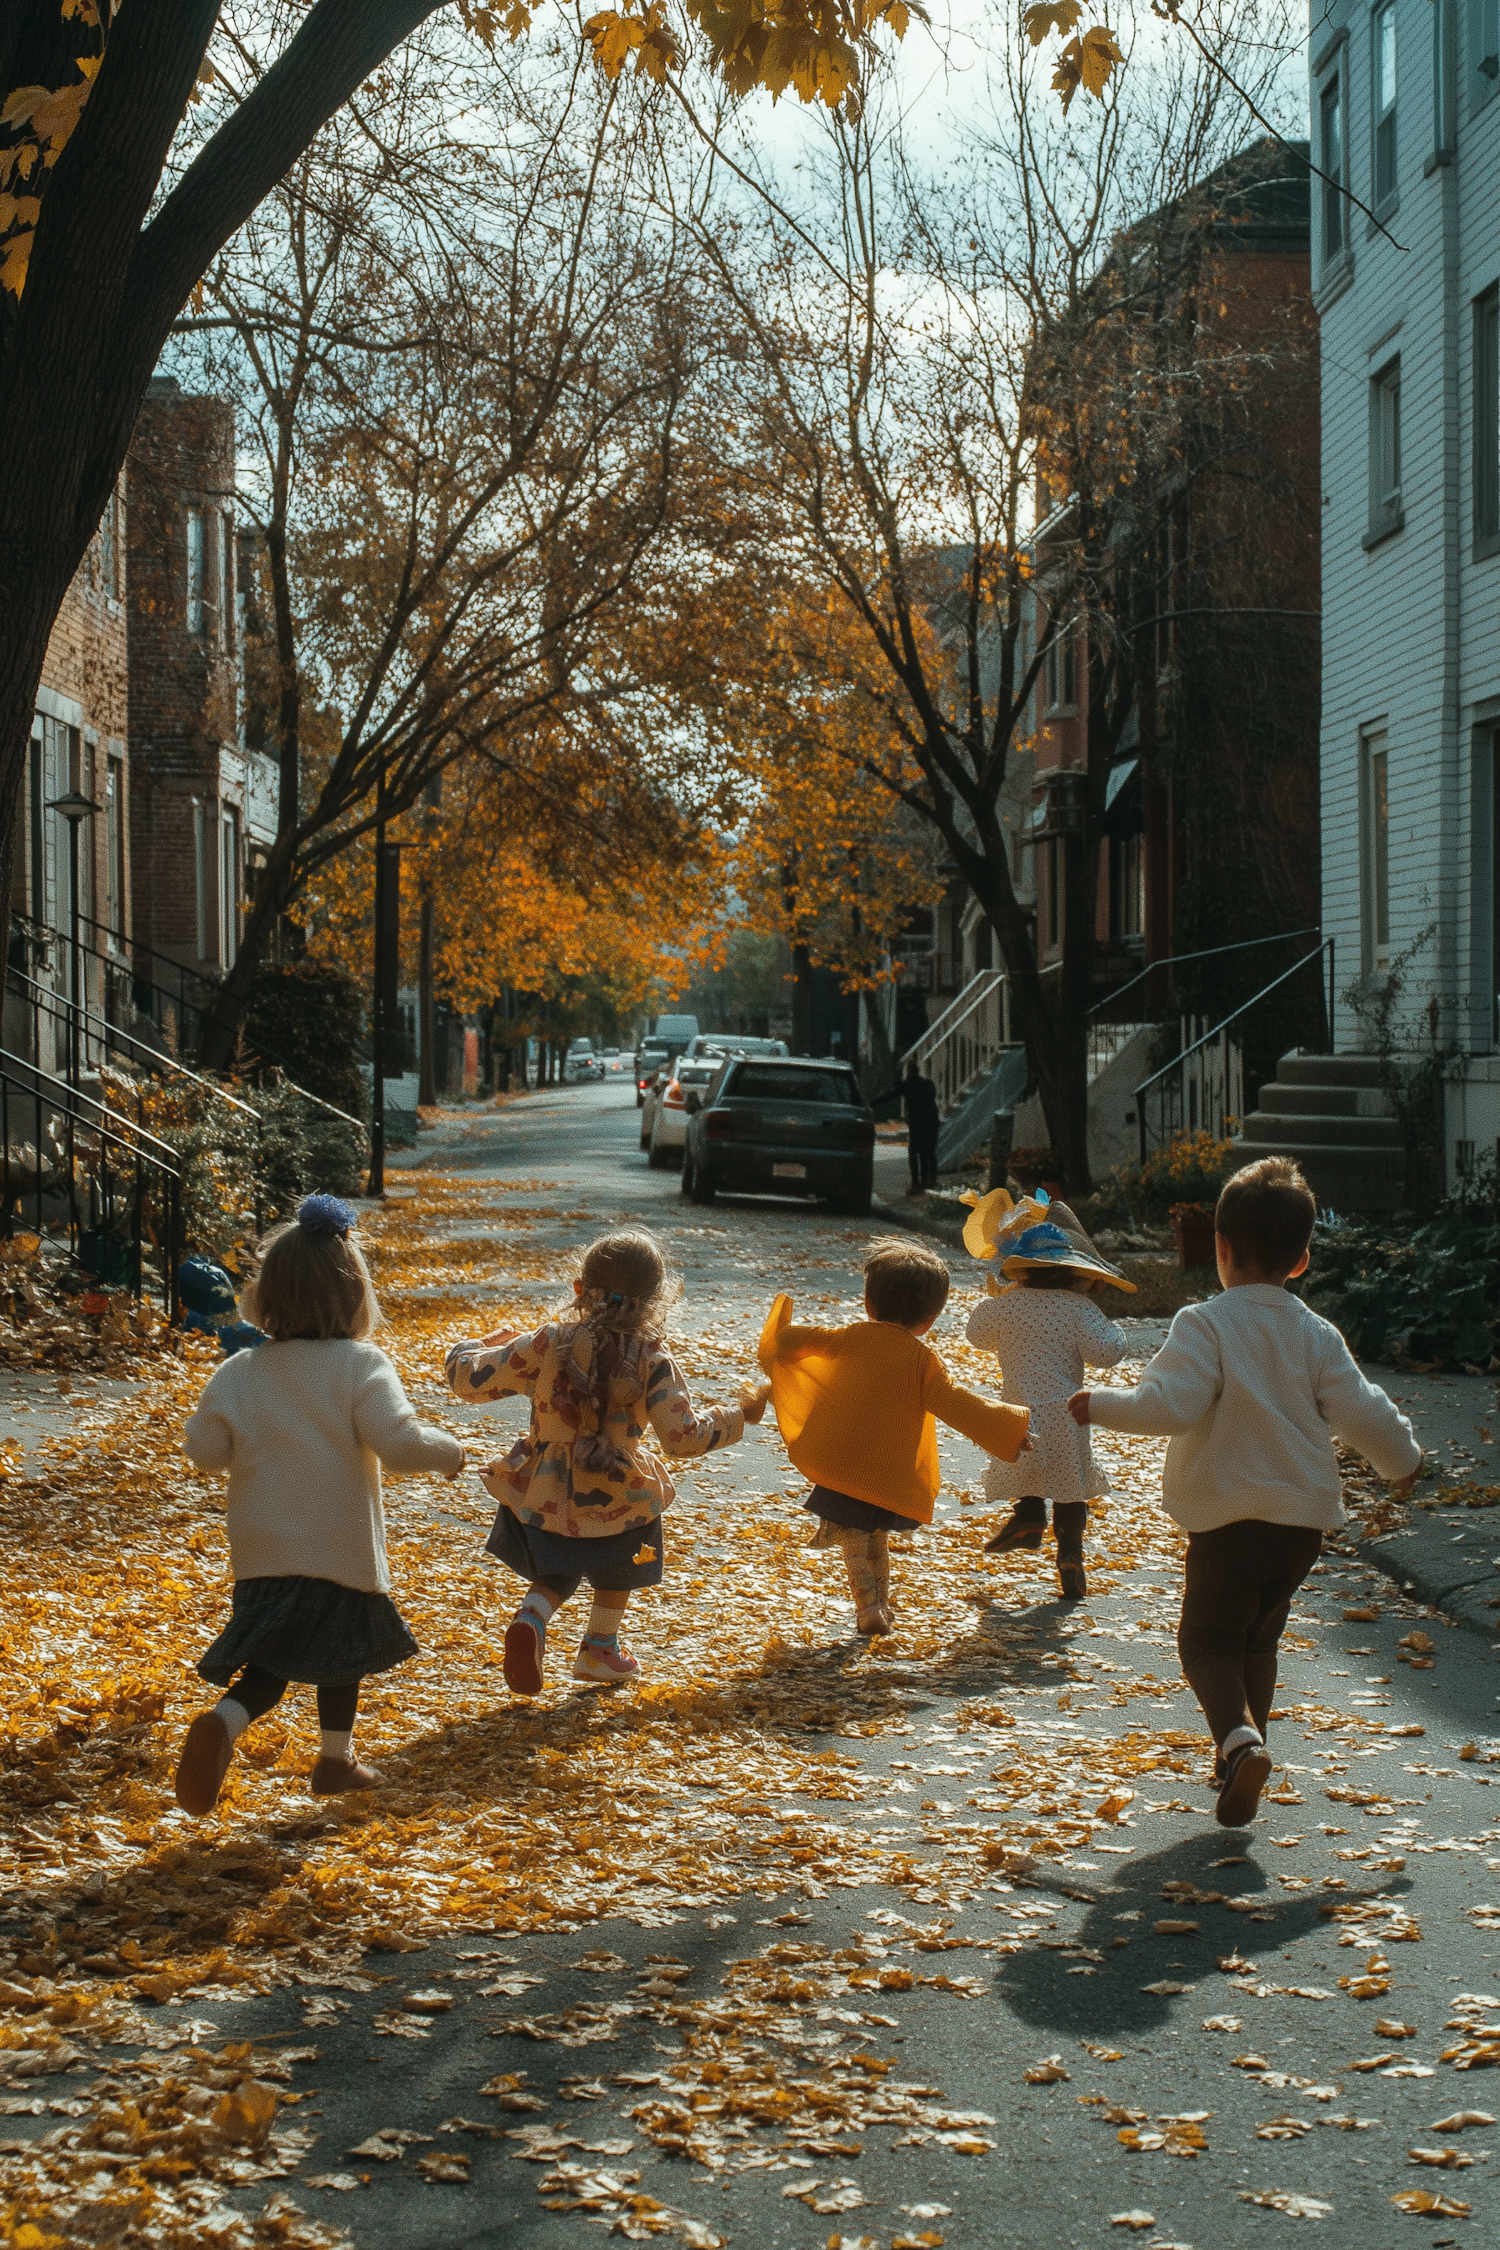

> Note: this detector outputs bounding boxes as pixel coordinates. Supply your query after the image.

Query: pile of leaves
[1305,1187,1500,1370]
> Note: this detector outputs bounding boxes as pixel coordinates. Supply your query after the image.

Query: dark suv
[680,1057,875,1215]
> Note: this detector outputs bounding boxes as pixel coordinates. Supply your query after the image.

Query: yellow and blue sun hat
[958,1184,1135,1293]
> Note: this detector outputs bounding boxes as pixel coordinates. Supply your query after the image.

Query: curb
[1355,1504,1500,1638]
[869,1194,965,1249]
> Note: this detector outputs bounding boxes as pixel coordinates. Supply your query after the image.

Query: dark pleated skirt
[804,1483,914,1535]
[197,1574,418,1688]
[485,1504,665,1591]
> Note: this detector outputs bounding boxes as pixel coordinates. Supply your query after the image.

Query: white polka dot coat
[965,1287,1127,1507]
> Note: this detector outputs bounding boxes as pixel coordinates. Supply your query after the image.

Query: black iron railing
[1133,938,1334,1160]
[0,1048,182,1315]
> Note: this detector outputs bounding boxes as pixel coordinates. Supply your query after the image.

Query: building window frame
[1042,626,1076,714]
[1372,0,1400,214]
[1472,0,1500,114]
[1475,283,1500,560]
[220,803,240,968]
[1365,354,1405,548]
[1318,65,1348,267]
[1360,729,1393,972]
[105,755,125,942]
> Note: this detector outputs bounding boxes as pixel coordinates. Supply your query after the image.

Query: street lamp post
[45,790,99,1086]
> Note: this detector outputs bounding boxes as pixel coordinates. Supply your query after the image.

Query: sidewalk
[1349,1358,1500,1635]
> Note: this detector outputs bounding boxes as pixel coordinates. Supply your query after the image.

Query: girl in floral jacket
[445,1229,765,1693]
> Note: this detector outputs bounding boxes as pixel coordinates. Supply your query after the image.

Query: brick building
[6,465,131,1067]
[125,377,278,1002]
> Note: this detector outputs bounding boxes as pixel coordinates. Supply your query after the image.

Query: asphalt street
[13,1081,1496,2250]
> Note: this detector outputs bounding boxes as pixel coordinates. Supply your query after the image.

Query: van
[652,1014,699,1044]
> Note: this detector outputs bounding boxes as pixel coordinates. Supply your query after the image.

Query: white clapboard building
[1312,0,1500,1182]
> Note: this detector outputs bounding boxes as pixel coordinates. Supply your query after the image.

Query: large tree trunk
[0,0,447,930]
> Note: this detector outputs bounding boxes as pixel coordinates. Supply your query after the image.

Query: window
[187,509,205,634]
[1043,627,1076,711]
[194,799,211,959]
[1045,836,1062,949]
[725,1064,859,1105]
[1474,0,1500,107]
[97,487,120,599]
[106,757,124,939]
[1476,285,1500,554]
[1373,0,1398,207]
[1319,73,1345,259]
[1110,831,1144,940]
[220,805,240,967]
[1362,732,1391,966]
[1367,356,1403,542]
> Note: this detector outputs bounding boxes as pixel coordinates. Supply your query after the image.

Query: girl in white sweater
[174,1196,465,1816]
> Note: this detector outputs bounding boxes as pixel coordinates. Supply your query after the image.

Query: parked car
[647,1059,721,1167]
[634,1038,671,1107]
[680,1034,789,1064]
[680,1057,875,1213]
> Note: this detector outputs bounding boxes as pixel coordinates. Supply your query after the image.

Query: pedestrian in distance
[173,1195,467,1817]
[961,1186,1134,1601]
[886,1058,940,1194]
[446,1228,766,1694]
[753,1236,1030,1636]
[1068,1155,1422,1829]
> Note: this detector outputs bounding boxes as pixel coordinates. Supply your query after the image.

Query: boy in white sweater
[1067,1156,1421,1828]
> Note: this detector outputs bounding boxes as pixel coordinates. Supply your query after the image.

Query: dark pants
[908,1124,939,1189]
[227,1664,359,1732]
[1176,1518,1322,1748]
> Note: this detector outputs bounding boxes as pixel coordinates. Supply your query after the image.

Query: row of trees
[2,0,1315,1180]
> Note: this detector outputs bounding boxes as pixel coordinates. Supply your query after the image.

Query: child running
[1069,1156,1421,1827]
[756,1237,1030,1635]
[445,1229,764,1693]
[961,1188,1132,1601]
[174,1195,466,1816]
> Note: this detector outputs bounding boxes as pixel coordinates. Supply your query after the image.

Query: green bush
[1304,1175,1500,1369]
[242,959,368,1120]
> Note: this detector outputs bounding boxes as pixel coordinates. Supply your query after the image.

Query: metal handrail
[1089,928,1322,1021]
[7,967,261,1120]
[0,1050,182,1316]
[1133,938,1334,1161]
[901,968,1006,1062]
[0,1044,183,1166]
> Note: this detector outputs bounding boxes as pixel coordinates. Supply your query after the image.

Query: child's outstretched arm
[922,1361,1030,1462]
[1080,1296,1128,1368]
[1071,1305,1222,1431]
[645,1348,745,1456]
[446,1328,545,1406]
[1315,1334,1422,1488]
[354,1358,466,1478]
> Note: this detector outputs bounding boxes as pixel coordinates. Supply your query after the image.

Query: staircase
[1236,1052,1405,1213]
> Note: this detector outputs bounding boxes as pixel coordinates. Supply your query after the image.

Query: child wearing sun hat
[961,1186,1133,1601]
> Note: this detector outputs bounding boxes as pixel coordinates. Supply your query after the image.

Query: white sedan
[646,1060,720,1167]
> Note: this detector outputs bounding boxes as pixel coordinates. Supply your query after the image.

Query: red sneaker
[504,1612,546,1695]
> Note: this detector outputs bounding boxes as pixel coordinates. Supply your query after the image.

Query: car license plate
[773,1162,807,1179]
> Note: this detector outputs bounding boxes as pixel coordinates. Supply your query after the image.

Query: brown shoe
[174,1711,235,1816]
[310,1755,385,1797]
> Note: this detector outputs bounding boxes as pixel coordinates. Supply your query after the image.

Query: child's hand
[1067,1389,1092,1425]
[1018,1434,1034,1452]
[740,1380,773,1425]
[1392,1453,1423,1500]
[445,1445,468,1480]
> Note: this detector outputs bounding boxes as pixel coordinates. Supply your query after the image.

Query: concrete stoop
[1237,1052,1405,1213]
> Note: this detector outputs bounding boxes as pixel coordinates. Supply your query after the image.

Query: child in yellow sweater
[756,1237,1030,1634]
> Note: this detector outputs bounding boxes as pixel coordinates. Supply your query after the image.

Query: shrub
[1304,1176,1500,1371]
[241,960,368,1120]
[1092,1130,1241,1226]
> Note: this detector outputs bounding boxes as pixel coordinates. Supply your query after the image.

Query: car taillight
[705,1109,732,1138]
[638,1077,651,1090]
[853,1121,876,1148]
[664,1080,684,1107]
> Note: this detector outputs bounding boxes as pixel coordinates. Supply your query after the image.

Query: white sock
[320,1727,354,1761]
[1222,1724,1263,1757]
[213,1698,252,1743]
